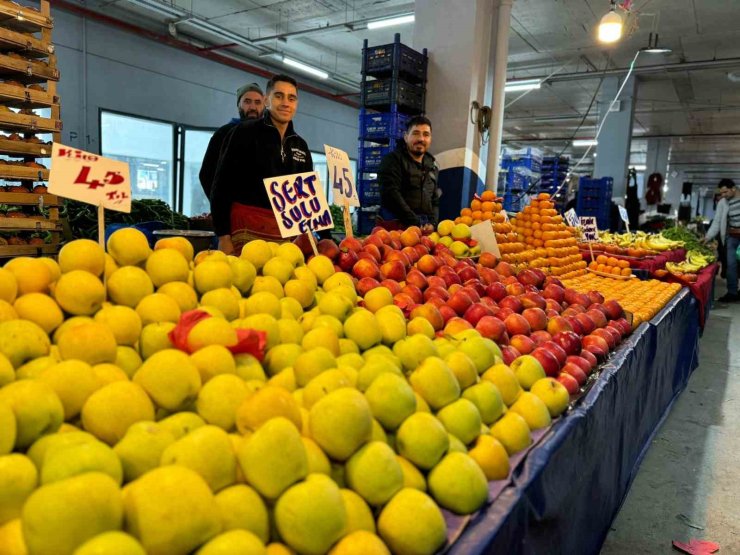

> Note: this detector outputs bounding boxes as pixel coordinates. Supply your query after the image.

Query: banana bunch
[665,250,714,274]
[644,235,684,252]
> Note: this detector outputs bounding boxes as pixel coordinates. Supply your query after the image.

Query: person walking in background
[199,82,265,199]
[707,179,740,302]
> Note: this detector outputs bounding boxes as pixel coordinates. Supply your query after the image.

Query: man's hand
[421,223,435,233]
[218,235,234,255]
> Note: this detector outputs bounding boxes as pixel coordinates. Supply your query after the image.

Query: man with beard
[210,74,312,255]
[377,115,440,231]
[199,82,264,198]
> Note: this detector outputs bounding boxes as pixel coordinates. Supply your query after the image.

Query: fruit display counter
[0,220,701,554]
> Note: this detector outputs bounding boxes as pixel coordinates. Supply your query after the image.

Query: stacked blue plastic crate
[500,147,542,213]
[576,176,613,229]
[357,33,427,234]
[540,156,570,211]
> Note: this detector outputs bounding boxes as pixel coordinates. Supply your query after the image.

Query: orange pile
[562,274,682,327]
[588,255,632,277]
[454,190,527,264]
[510,193,587,278]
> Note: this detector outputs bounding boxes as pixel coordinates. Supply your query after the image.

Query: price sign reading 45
[324,144,359,206]
[48,143,131,213]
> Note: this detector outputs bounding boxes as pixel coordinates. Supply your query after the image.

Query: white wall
[50,7,359,155]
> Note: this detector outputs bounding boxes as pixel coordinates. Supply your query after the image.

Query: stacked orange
[562,274,682,327]
[588,255,632,277]
[509,193,587,278]
[454,190,527,264]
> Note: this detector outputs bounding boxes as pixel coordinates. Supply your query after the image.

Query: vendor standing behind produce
[377,116,440,231]
[199,83,265,199]
[210,74,313,255]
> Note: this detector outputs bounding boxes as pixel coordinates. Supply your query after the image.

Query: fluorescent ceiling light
[505,79,541,93]
[367,15,415,30]
[632,164,647,171]
[283,57,329,79]
[598,9,623,43]
[572,139,598,147]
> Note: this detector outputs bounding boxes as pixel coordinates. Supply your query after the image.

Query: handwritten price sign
[48,143,131,212]
[564,208,579,228]
[264,171,334,238]
[579,216,599,242]
[324,144,359,206]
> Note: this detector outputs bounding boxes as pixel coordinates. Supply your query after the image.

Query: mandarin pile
[562,274,682,327]
[454,190,527,264]
[588,255,633,278]
[510,193,587,278]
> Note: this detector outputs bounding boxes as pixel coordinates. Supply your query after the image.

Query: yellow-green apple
[510,355,546,390]
[509,391,551,430]
[392,334,438,373]
[409,357,461,410]
[480,363,522,406]
[490,412,531,455]
[462,381,504,425]
[530,377,570,417]
[444,318,473,336]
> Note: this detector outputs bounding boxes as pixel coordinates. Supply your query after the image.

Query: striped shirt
[729,196,740,228]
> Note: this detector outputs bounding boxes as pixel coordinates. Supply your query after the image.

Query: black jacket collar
[261,109,297,138]
[395,140,436,169]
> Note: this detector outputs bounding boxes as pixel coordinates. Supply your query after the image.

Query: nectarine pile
[588,255,633,278]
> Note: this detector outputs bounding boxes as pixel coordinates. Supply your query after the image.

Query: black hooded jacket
[210,110,313,236]
[378,142,439,226]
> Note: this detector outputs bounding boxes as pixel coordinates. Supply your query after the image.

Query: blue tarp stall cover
[450,290,700,555]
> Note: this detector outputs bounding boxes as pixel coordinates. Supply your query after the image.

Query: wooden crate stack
[0,0,61,259]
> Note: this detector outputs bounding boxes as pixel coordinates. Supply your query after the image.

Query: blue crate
[501,157,542,174]
[363,39,427,83]
[362,78,425,114]
[358,179,381,205]
[503,193,523,213]
[357,208,379,235]
[359,110,410,141]
[359,144,394,172]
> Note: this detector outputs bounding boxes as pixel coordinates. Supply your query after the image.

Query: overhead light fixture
[282,57,329,79]
[632,164,647,171]
[505,79,541,93]
[573,139,598,147]
[598,3,623,44]
[641,33,672,54]
[367,14,415,30]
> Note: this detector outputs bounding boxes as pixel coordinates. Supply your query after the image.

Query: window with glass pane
[100,111,174,205]
[182,129,215,217]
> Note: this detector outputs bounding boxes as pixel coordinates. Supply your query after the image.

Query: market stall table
[653,262,718,327]
[450,288,700,555]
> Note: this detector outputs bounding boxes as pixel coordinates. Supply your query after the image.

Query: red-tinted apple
[380,279,402,296]
[317,238,340,261]
[603,300,624,320]
[405,269,428,291]
[522,307,547,331]
[542,283,566,304]
[485,282,507,302]
[475,316,507,342]
[417,254,439,275]
[587,290,605,305]
[541,341,567,366]
[579,349,598,369]
[401,284,424,304]
[557,372,580,395]
[530,330,553,347]
[531,347,560,377]
[423,286,450,302]
[561,362,587,385]
[510,334,536,355]
[445,317,474,336]
[380,260,406,282]
[438,304,456,323]
[499,295,524,314]
[339,236,363,253]
[463,303,494,327]
[410,303,445,331]
[586,309,608,329]
[566,355,592,375]
[447,290,474,316]
[479,252,498,269]
[352,259,380,280]
[592,327,618,349]
[574,313,596,335]
[356,277,381,296]
[504,313,531,336]
[337,248,359,272]
[551,331,581,356]
[501,345,521,365]
[505,282,526,297]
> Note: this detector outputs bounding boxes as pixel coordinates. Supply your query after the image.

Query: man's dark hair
[406,115,432,132]
[719,178,736,189]
[266,74,298,94]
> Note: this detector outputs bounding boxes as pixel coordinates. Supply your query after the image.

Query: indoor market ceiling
[72,0,740,187]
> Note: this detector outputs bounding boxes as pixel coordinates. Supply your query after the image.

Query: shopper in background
[199,82,265,199]
[377,115,440,231]
[210,74,312,255]
[705,180,733,280]
[720,179,740,302]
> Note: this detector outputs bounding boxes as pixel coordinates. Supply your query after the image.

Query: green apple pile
[0,231,570,555]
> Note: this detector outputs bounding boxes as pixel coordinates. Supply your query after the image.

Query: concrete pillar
[414,0,510,220]
[645,138,670,177]
[594,75,637,199]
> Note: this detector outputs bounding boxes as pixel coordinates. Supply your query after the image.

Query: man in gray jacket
[377,116,440,230]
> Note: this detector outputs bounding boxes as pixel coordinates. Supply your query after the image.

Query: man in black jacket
[210,74,313,254]
[377,115,439,230]
[199,82,264,199]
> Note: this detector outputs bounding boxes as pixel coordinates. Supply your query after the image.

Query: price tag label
[579,217,599,242]
[324,144,359,206]
[564,208,579,228]
[264,171,334,238]
[48,143,131,212]
[618,205,629,224]
[470,221,501,257]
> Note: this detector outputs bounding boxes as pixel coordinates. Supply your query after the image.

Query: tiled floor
[600,288,740,554]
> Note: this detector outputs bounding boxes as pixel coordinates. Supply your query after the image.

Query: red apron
[230,203,284,255]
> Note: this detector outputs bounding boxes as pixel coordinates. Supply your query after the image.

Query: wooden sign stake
[97,204,105,248]
[343,199,353,239]
[588,240,595,262]
[306,232,319,257]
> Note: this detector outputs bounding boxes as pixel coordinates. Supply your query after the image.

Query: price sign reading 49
[48,143,131,213]
[324,144,359,206]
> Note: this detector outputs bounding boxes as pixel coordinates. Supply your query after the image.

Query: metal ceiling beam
[502,132,740,142]
[520,57,740,84]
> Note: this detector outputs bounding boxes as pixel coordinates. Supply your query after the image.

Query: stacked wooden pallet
[0,0,61,258]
